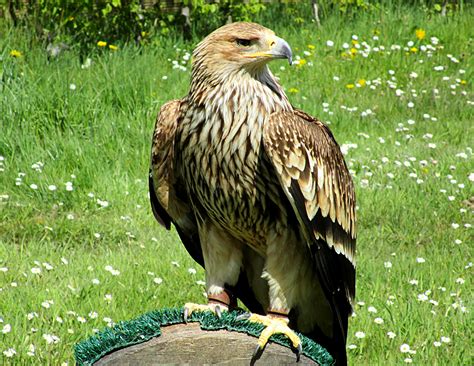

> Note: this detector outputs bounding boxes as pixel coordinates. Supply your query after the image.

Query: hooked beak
[268,36,293,65]
[245,35,293,65]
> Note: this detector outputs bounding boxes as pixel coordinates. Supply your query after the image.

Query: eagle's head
[192,22,292,78]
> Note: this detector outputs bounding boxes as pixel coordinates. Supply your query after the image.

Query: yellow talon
[246,314,302,350]
[183,302,228,321]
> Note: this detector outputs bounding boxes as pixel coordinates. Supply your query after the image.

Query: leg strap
[267,308,289,319]
[208,288,237,308]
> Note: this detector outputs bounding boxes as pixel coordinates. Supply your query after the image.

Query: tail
[301,294,350,365]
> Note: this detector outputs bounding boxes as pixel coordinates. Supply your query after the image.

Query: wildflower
[43,334,60,344]
[31,267,41,275]
[384,261,392,268]
[97,199,109,208]
[357,79,366,87]
[416,257,425,263]
[326,40,334,47]
[188,268,197,275]
[368,306,377,313]
[288,88,299,93]
[308,44,315,50]
[27,344,35,357]
[69,84,76,91]
[65,181,73,191]
[97,41,107,47]
[2,324,11,334]
[346,84,355,89]
[77,316,86,323]
[109,45,118,51]
[400,344,411,353]
[355,331,365,338]
[297,59,307,67]
[415,28,426,40]
[10,50,22,57]
[433,341,441,347]
[410,47,418,53]
[374,317,384,324]
[404,358,413,363]
[387,331,396,339]
[441,336,450,343]
[30,183,38,190]
[104,294,113,302]
[48,185,57,191]
[3,348,16,357]
[153,277,163,284]
[418,293,428,301]
[81,58,92,69]
[348,344,357,349]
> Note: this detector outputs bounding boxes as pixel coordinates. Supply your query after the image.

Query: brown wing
[149,99,204,264]
[262,109,356,308]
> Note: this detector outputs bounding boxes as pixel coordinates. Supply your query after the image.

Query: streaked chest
[175,78,290,245]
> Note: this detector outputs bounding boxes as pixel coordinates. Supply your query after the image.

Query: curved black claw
[295,342,302,362]
[236,312,251,321]
[250,344,264,366]
[215,305,222,319]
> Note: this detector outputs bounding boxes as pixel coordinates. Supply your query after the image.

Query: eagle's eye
[236,39,252,47]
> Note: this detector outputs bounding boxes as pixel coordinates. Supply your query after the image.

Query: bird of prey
[149,22,356,364]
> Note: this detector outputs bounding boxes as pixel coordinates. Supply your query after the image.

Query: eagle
[149,22,356,365]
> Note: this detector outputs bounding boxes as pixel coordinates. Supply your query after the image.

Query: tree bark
[95,323,319,365]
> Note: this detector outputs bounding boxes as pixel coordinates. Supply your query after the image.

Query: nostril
[270,41,276,47]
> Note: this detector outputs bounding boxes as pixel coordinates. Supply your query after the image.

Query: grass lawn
[1,6,473,365]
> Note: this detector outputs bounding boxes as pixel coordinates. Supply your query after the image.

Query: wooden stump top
[95,322,319,365]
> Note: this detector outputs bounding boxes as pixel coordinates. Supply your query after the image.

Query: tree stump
[94,323,318,365]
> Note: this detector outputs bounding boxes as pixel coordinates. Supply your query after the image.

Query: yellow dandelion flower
[109,45,118,51]
[346,84,355,89]
[97,41,107,47]
[141,31,147,38]
[415,29,426,40]
[297,59,307,67]
[350,48,357,55]
[351,39,359,45]
[358,79,366,87]
[10,50,22,58]
[410,47,418,53]
[341,52,348,58]
[288,88,299,93]
[307,44,315,50]
[460,80,467,85]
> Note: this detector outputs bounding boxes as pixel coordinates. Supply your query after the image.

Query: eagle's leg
[238,229,303,361]
[184,288,236,321]
[184,221,243,321]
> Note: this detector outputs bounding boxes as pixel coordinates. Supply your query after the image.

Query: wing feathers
[263,109,356,305]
